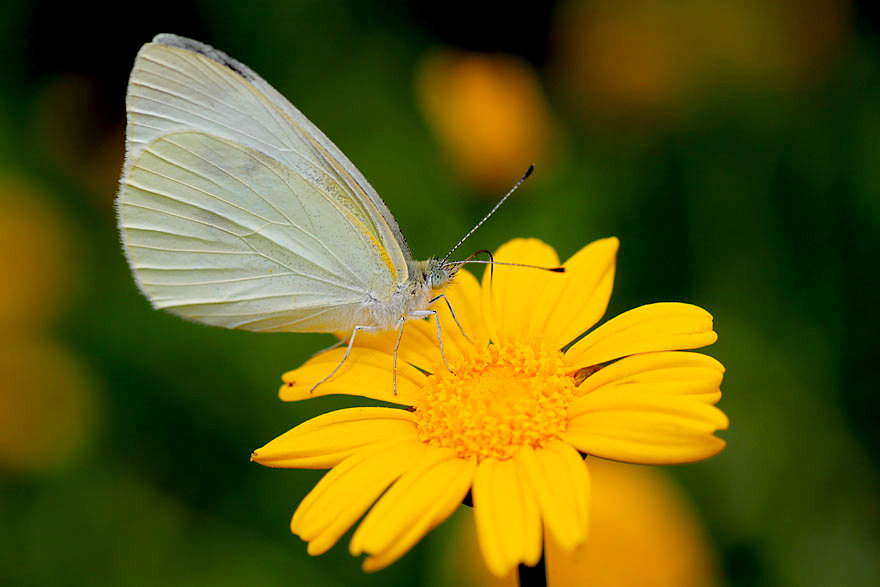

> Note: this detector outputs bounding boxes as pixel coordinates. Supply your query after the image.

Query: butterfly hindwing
[120,130,396,332]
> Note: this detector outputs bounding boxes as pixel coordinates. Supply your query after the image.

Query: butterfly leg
[310,324,380,393]
[392,317,406,395]
[429,293,472,344]
[409,309,454,374]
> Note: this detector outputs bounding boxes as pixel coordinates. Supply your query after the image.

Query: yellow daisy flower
[252,237,727,577]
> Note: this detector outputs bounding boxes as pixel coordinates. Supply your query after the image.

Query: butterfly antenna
[455,259,565,273]
[441,164,535,265]
[455,249,495,280]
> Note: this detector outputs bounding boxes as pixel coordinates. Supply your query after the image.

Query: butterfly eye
[431,269,449,289]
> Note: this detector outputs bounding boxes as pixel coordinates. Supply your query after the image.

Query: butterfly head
[416,258,459,293]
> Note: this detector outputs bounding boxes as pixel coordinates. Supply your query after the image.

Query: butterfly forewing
[118,35,413,332]
[127,37,395,245]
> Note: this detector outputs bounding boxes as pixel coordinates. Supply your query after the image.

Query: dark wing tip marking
[151,33,256,82]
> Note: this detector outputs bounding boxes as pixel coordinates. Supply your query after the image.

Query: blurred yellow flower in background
[441,458,719,587]
[0,336,97,472]
[253,238,727,577]
[416,50,560,194]
[554,0,689,117]
[0,178,76,330]
[0,175,97,473]
[553,0,849,120]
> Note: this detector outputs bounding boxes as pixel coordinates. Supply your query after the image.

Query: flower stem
[517,550,547,587]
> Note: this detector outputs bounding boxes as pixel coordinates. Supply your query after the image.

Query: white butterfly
[117,34,540,390]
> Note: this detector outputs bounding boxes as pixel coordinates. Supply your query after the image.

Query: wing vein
[229,305,341,330]
[160,291,337,309]
[127,175,281,229]
[128,244,261,255]
[182,137,368,284]
[156,136,364,285]
[137,149,282,226]
[129,100,280,154]
[130,70,288,151]
[141,273,296,286]
[122,201,362,293]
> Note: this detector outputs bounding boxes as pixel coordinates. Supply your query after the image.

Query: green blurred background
[1,1,878,585]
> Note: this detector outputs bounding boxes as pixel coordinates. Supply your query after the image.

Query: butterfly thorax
[356,259,454,330]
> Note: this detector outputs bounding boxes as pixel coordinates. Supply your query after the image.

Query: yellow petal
[564,392,728,464]
[291,439,428,555]
[564,303,717,370]
[350,447,454,554]
[352,451,475,571]
[528,237,618,349]
[568,387,729,428]
[472,457,543,577]
[251,407,417,469]
[576,351,725,403]
[481,239,562,342]
[279,347,426,405]
[515,443,590,552]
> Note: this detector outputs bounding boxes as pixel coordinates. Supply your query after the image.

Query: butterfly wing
[118,35,409,332]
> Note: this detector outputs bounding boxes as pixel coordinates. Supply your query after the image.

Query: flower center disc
[414,339,575,461]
